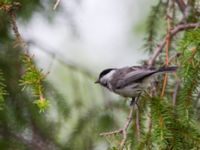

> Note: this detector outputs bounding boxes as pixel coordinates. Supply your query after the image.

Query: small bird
[95,66,177,105]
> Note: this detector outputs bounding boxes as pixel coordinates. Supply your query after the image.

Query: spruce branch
[20,53,49,112]
[148,22,200,67]
[177,29,200,119]
[2,2,49,112]
[137,112,152,149]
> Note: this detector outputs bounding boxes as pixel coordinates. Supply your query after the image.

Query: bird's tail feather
[158,66,178,73]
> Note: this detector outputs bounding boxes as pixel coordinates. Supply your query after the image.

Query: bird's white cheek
[102,70,116,80]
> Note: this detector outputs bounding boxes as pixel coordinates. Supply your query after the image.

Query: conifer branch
[148,22,200,67]
[3,2,49,112]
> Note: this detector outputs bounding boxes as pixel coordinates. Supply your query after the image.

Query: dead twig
[135,106,140,140]
[148,22,200,67]
[100,104,136,149]
[174,0,186,14]
[161,13,171,97]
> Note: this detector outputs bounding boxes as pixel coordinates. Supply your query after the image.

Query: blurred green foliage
[0,1,125,149]
[0,39,112,149]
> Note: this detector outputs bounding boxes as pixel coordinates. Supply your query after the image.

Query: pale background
[20,0,156,72]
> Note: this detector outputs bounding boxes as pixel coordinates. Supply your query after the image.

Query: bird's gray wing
[115,68,156,89]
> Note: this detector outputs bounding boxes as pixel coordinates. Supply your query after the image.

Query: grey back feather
[109,66,177,90]
[111,66,157,89]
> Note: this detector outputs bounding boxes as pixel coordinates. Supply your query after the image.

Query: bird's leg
[130,97,136,106]
[130,94,141,106]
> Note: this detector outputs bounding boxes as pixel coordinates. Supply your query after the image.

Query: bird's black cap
[95,68,115,84]
[99,68,115,79]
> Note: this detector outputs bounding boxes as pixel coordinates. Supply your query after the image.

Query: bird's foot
[130,97,137,106]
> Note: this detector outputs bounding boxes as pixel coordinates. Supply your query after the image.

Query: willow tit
[95,66,177,105]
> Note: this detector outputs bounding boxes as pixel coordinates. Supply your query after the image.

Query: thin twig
[161,74,168,96]
[172,78,180,106]
[9,11,28,51]
[148,22,200,67]
[174,0,186,14]
[99,129,123,136]
[100,104,135,149]
[120,104,135,149]
[53,0,61,10]
[147,112,152,133]
[161,14,171,97]
[27,40,95,78]
[135,106,140,140]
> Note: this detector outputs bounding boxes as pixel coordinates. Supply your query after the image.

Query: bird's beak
[95,80,100,84]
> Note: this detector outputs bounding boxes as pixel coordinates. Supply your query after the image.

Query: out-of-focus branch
[53,0,61,10]
[174,0,186,14]
[28,40,95,78]
[6,3,28,51]
[0,128,52,150]
[148,22,200,67]
[0,2,21,12]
